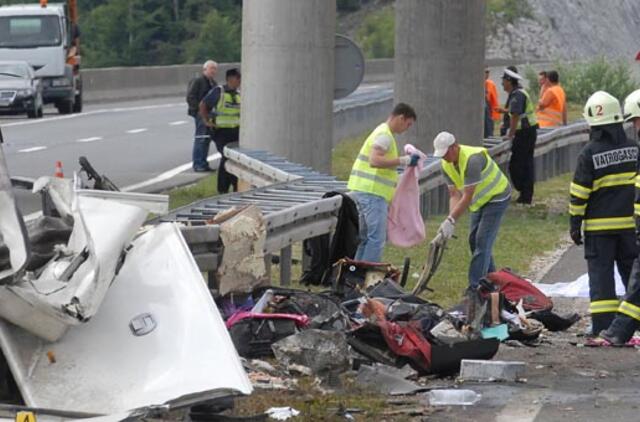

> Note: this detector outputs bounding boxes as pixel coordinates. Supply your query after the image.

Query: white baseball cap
[433,131,456,158]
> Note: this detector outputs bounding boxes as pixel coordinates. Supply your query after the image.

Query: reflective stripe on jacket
[347,122,399,202]
[569,125,638,234]
[216,86,240,128]
[441,145,510,212]
[514,88,538,129]
[537,85,566,128]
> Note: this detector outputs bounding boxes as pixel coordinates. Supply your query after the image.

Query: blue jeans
[192,115,211,170]
[468,198,509,288]
[353,192,388,263]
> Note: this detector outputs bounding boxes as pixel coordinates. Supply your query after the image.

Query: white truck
[0,0,81,114]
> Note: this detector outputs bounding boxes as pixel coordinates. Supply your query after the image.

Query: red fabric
[225,312,310,329]
[486,269,553,311]
[379,320,432,371]
[387,144,426,248]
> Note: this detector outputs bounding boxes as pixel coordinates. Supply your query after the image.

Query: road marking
[126,128,148,134]
[76,136,103,143]
[494,389,543,422]
[18,146,47,153]
[169,120,187,126]
[1,102,183,128]
[123,153,221,192]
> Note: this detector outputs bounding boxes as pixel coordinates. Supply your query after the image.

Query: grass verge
[167,174,218,210]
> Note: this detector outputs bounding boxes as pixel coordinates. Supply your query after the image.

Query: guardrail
[158,120,603,287]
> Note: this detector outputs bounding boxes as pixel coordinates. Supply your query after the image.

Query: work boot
[600,315,638,345]
[591,314,615,337]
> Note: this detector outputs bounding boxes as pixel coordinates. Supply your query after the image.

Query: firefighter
[596,89,640,345]
[570,91,639,336]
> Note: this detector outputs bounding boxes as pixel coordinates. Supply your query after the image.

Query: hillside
[340,0,640,62]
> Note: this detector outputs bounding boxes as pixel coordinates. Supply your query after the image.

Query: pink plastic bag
[387,144,427,247]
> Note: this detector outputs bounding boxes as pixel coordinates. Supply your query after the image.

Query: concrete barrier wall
[82,57,539,104]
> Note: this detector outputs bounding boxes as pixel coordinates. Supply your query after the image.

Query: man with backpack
[187,60,218,172]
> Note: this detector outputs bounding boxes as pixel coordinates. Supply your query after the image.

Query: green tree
[356,7,394,59]
[184,9,241,64]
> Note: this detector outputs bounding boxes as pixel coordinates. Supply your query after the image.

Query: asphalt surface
[2,82,394,215]
[428,243,640,422]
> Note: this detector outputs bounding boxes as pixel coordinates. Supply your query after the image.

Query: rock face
[487,0,640,60]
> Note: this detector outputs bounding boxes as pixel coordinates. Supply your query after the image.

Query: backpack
[485,268,553,312]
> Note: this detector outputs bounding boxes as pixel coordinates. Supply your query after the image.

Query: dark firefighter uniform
[570,123,639,335]
[598,90,640,344]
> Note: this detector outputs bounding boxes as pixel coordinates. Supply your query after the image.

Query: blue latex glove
[408,153,420,167]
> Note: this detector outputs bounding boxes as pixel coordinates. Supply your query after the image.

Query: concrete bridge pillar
[394,0,486,152]
[240,0,336,173]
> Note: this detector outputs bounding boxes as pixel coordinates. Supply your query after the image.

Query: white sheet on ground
[533,266,626,298]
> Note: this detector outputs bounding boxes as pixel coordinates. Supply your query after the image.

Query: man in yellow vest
[347,103,418,263]
[201,68,241,193]
[536,70,567,128]
[433,131,512,288]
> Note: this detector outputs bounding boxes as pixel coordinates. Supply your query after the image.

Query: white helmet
[583,91,623,126]
[623,89,640,122]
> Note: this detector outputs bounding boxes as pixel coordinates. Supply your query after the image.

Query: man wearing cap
[433,131,512,288]
[347,103,419,263]
[501,66,538,205]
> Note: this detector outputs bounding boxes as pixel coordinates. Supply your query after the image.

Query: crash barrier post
[159,121,595,286]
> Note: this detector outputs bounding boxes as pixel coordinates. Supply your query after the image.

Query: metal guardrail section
[164,121,592,286]
[161,179,346,286]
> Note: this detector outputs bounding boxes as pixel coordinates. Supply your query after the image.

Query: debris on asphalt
[265,406,300,420]
[272,329,351,377]
[425,389,481,406]
[459,359,527,382]
[355,364,426,395]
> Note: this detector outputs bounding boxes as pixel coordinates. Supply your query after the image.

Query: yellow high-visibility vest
[441,145,509,212]
[347,122,398,202]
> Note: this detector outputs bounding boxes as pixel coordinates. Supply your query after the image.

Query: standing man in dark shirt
[500,66,538,205]
[187,60,218,172]
[200,68,241,193]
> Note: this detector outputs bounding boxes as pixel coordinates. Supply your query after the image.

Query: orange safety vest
[537,85,566,128]
[485,79,500,121]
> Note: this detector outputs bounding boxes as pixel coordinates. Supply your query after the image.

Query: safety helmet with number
[583,90,623,126]
[623,89,640,122]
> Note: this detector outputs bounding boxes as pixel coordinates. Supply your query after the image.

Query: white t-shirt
[372,133,393,152]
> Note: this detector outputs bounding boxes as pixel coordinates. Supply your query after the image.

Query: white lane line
[126,128,148,134]
[18,146,47,153]
[123,153,221,193]
[2,102,183,128]
[76,136,103,143]
[169,120,187,126]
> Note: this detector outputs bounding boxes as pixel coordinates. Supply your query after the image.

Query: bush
[356,7,394,59]
[337,0,361,12]
[526,58,636,106]
[556,58,636,104]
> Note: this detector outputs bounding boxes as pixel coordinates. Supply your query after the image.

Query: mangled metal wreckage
[0,145,251,418]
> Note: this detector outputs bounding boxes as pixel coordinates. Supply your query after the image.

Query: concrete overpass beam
[394,0,486,152]
[240,0,336,173]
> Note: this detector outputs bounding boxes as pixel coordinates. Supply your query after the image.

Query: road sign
[334,34,365,100]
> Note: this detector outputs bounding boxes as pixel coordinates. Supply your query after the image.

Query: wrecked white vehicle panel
[0,223,252,415]
[0,175,150,341]
[0,147,30,283]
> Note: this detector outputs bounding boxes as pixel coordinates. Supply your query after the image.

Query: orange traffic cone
[54,161,64,178]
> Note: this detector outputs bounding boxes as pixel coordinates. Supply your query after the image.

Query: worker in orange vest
[536,70,567,128]
[484,68,500,137]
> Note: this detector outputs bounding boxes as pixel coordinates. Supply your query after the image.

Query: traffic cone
[54,161,64,178]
